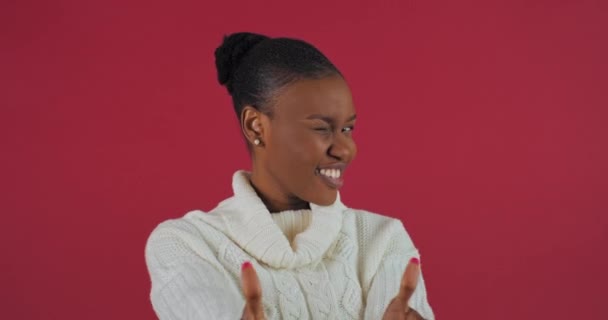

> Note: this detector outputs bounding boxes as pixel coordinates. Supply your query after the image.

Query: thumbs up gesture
[240,262,266,320]
[382,258,424,320]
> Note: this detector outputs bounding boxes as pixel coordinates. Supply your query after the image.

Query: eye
[314,127,331,132]
[342,126,355,133]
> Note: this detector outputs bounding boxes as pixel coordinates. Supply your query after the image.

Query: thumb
[397,257,420,307]
[241,262,264,318]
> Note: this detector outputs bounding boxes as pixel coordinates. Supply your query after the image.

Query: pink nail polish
[241,261,252,270]
[410,257,420,265]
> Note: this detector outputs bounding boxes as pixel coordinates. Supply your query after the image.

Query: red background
[2,0,607,319]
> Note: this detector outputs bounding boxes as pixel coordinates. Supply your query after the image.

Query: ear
[241,106,265,145]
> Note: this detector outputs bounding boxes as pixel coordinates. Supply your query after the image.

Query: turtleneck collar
[215,170,346,269]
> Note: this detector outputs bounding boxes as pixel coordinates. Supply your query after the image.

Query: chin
[309,190,338,206]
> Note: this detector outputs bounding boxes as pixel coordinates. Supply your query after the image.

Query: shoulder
[145,212,204,261]
[340,208,421,291]
[146,210,212,245]
[345,208,413,240]
[347,208,403,228]
[146,196,236,246]
[145,206,231,269]
[343,207,418,256]
[147,211,204,238]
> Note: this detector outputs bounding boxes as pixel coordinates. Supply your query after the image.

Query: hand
[382,258,423,320]
[240,262,266,320]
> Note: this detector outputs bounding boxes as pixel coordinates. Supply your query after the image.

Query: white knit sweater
[145,171,435,320]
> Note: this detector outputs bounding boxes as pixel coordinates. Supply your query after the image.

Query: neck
[249,170,309,213]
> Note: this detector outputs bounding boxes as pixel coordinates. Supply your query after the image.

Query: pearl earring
[254,138,261,145]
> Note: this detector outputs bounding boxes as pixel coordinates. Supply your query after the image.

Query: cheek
[271,130,327,167]
[350,139,358,159]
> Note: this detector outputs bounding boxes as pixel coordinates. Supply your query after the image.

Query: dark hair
[214,32,342,118]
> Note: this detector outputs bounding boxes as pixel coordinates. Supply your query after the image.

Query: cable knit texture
[145,171,435,320]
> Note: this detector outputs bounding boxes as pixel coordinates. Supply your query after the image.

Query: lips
[315,163,347,189]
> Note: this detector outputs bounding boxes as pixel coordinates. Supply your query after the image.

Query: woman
[145,32,435,320]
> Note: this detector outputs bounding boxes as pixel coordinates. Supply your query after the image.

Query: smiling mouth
[315,167,344,189]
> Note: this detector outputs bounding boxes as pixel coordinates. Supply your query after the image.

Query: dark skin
[242,75,357,212]
[238,74,424,319]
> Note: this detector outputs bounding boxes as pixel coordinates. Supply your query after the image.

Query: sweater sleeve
[363,220,435,320]
[145,220,243,320]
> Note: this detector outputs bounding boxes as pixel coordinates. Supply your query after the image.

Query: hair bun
[214,32,270,92]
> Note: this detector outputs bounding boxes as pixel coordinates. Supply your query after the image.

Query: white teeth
[319,168,341,179]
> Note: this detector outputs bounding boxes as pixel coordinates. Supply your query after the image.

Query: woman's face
[254,75,357,207]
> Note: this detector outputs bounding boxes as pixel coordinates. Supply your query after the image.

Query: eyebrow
[306,114,357,123]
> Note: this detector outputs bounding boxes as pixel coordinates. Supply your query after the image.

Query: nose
[328,133,356,162]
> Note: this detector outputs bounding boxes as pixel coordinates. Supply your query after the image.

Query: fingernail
[241,261,252,271]
[410,257,420,265]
